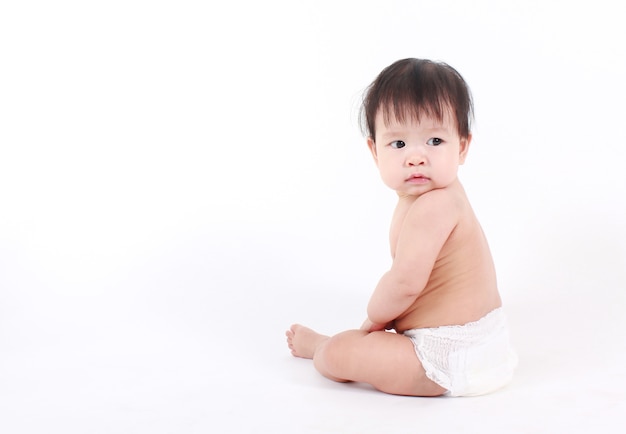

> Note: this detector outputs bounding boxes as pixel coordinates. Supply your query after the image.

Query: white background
[1,1,625,433]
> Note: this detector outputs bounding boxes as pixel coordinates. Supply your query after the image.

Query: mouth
[406,174,430,184]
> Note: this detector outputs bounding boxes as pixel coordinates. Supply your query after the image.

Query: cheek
[381,162,404,185]
[377,155,398,172]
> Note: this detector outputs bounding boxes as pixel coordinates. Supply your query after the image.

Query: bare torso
[390,182,502,332]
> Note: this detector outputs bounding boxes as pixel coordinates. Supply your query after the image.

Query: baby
[286,58,517,397]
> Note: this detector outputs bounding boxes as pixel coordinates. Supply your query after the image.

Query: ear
[459,133,472,165]
[367,137,378,166]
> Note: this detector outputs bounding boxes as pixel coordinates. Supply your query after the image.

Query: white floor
[1,225,625,434]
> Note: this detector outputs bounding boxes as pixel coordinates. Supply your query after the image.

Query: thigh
[321,330,446,396]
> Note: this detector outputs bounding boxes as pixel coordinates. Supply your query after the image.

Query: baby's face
[367,108,470,197]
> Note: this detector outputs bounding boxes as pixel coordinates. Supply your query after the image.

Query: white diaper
[403,308,518,397]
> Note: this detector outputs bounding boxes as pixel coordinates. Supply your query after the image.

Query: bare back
[391,181,502,332]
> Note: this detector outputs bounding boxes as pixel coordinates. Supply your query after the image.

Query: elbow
[367,272,426,324]
[392,271,427,299]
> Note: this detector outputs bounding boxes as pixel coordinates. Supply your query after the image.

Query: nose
[406,145,426,166]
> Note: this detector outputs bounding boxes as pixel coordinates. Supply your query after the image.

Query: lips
[406,174,430,184]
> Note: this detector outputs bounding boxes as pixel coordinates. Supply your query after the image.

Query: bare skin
[286,325,446,396]
[286,110,503,396]
[390,181,502,332]
[286,324,328,360]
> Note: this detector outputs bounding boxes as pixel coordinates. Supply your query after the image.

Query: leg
[286,325,347,383]
[286,324,446,396]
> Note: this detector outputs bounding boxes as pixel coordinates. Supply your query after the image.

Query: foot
[286,324,329,359]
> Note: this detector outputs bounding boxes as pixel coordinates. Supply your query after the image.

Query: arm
[366,190,459,326]
[360,317,394,332]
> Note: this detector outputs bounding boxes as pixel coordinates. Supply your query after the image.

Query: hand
[360,318,391,333]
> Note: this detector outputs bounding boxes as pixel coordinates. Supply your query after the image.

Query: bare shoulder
[393,185,465,252]
[414,186,460,208]
[408,184,465,225]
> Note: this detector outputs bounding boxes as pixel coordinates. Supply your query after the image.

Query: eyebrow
[379,125,451,139]
[377,130,406,141]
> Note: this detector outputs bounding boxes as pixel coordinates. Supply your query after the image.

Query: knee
[312,334,342,379]
[313,330,366,381]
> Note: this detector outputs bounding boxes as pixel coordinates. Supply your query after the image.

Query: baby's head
[361,58,474,142]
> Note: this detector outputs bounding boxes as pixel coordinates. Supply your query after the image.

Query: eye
[426,137,443,146]
[390,140,406,149]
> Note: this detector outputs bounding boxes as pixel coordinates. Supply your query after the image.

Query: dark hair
[360,58,474,140]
